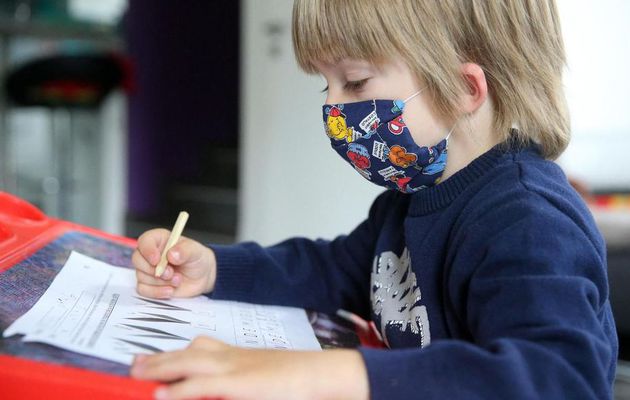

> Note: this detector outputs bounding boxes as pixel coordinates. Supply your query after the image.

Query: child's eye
[344,79,369,92]
[319,79,369,94]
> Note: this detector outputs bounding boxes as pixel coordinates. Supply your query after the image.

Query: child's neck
[440,107,501,182]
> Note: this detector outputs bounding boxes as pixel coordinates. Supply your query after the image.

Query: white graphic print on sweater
[371,248,431,347]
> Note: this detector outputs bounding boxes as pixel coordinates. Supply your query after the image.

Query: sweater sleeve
[207,191,394,317]
[359,192,617,399]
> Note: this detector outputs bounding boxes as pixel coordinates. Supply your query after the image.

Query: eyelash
[321,79,369,93]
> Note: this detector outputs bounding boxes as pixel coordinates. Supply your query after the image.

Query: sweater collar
[408,138,534,216]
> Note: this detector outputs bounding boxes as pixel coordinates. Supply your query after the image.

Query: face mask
[322,90,451,193]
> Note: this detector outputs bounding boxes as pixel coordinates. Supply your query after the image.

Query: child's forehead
[311,58,386,75]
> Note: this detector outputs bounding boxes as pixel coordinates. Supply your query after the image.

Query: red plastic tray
[0,192,157,399]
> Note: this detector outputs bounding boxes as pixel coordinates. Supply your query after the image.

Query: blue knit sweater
[209,141,618,399]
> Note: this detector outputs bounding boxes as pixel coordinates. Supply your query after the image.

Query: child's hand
[132,229,217,299]
[131,336,370,400]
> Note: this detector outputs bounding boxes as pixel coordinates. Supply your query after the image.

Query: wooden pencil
[154,211,189,277]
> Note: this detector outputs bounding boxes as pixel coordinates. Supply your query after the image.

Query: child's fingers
[136,282,174,299]
[136,228,170,265]
[131,249,155,275]
[136,269,181,287]
[132,250,175,280]
[135,353,206,382]
[154,376,229,400]
[133,350,225,381]
[188,336,228,351]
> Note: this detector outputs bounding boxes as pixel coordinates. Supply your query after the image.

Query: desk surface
[0,230,359,377]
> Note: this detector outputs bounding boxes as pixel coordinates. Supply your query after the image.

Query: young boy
[130,1,618,399]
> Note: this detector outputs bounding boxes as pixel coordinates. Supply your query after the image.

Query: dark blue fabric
[209,140,617,399]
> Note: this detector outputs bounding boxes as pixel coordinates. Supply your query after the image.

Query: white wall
[239,0,381,245]
[557,0,630,189]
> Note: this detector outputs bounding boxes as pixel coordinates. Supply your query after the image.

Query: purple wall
[125,0,239,218]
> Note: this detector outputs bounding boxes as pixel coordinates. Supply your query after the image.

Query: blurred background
[0,0,628,397]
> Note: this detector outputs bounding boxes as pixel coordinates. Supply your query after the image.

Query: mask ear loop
[402,87,426,104]
[444,119,460,148]
[445,125,456,142]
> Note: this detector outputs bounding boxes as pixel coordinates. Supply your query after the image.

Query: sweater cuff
[207,243,257,301]
[358,347,412,399]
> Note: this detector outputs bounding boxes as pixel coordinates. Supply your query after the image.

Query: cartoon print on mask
[388,145,418,168]
[359,110,380,139]
[390,99,405,114]
[325,105,355,143]
[422,149,447,175]
[378,165,404,181]
[378,166,413,193]
[390,175,412,192]
[323,93,450,192]
[346,143,371,170]
[388,115,406,135]
[371,248,431,348]
[354,165,372,180]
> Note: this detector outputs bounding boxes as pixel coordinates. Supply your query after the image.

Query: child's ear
[459,63,488,114]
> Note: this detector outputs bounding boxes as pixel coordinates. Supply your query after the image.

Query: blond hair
[292,0,570,159]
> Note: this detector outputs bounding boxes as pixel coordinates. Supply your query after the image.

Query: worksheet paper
[3,251,320,365]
